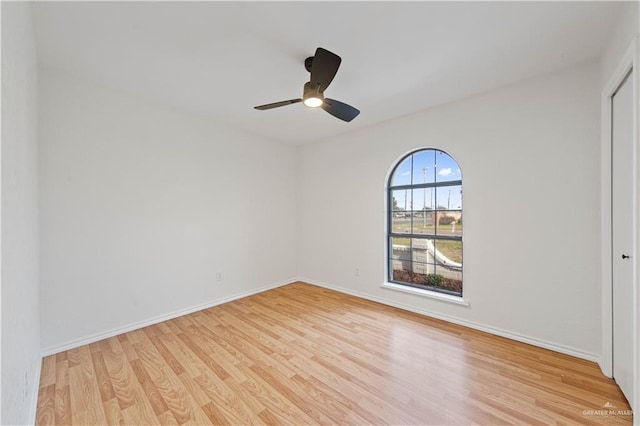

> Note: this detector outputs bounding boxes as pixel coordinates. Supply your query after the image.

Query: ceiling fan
[254,47,360,122]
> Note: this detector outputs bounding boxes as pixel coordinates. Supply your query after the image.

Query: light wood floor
[36,282,632,425]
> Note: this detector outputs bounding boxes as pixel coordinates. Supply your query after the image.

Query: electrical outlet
[355,267,360,277]
[216,272,223,282]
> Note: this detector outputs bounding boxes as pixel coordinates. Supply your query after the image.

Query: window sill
[381,282,470,306]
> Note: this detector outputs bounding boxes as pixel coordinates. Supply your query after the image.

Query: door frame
[600,35,639,415]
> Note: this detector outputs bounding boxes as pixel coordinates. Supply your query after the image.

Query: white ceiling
[31,1,623,145]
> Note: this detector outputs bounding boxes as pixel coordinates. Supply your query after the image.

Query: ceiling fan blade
[321,98,360,122]
[254,99,302,110]
[310,48,341,93]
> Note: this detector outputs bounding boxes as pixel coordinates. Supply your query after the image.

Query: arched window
[388,149,463,296]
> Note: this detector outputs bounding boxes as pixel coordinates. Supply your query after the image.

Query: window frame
[386,149,463,297]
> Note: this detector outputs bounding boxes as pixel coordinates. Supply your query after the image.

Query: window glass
[388,149,463,296]
[391,157,412,187]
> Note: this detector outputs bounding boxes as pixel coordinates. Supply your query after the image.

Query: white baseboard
[299,277,600,364]
[41,278,296,356]
[28,354,43,426]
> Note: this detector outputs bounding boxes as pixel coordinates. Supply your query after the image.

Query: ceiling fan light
[303,97,323,108]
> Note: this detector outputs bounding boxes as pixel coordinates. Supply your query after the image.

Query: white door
[612,69,634,405]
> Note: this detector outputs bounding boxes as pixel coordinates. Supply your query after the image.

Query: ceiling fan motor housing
[304,56,314,73]
[303,81,323,101]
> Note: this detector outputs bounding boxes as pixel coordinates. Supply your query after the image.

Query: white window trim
[381,281,469,307]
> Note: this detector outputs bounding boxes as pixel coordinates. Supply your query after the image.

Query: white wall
[1,3,42,424]
[297,62,602,360]
[39,70,297,352]
[600,1,638,85]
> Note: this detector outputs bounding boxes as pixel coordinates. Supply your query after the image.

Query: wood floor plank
[181,324,254,383]
[102,348,158,425]
[102,398,123,426]
[288,373,380,425]
[234,366,317,425]
[114,334,138,362]
[156,332,210,378]
[194,372,264,424]
[78,346,109,425]
[177,333,230,381]
[91,351,116,403]
[173,381,214,425]
[36,282,633,425]
[35,384,55,426]
[101,348,137,411]
[54,356,69,389]
[250,362,343,425]
[133,342,194,424]
[148,335,186,376]
[129,358,170,416]
[66,348,81,368]
[54,384,72,425]
[200,401,227,424]
[40,356,57,388]
[155,410,179,425]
